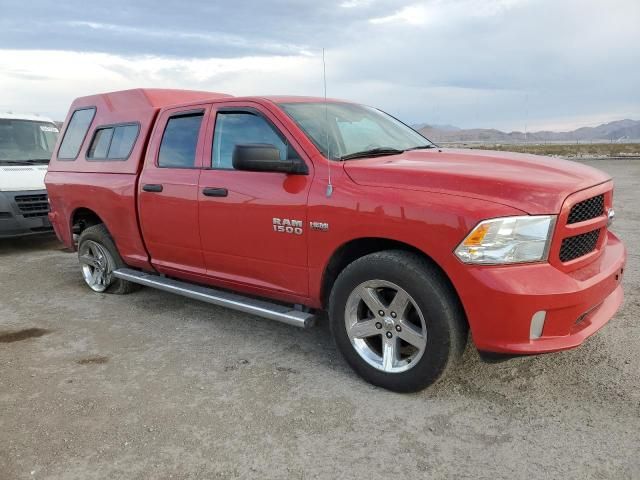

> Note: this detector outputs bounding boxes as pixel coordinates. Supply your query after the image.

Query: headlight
[455,215,556,265]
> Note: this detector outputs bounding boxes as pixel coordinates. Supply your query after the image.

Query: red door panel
[198,102,313,297]
[139,168,204,273]
[138,105,210,275]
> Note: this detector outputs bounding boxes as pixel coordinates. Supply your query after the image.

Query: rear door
[198,102,313,298]
[138,105,210,275]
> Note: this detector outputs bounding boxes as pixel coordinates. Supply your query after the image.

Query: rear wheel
[329,250,467,392]
[77,224,139,294]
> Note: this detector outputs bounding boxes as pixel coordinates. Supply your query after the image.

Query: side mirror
[232,144,307,174]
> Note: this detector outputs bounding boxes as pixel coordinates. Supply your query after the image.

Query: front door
[198,103,313,298]
[138,105,209,275]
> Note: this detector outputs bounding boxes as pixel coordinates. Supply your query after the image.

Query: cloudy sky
[1,0,638,131]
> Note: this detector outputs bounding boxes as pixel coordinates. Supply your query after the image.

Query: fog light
[530,311,546,339]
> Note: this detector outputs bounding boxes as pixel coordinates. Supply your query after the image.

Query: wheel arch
[320,237,465,318]
[70,207,105,236]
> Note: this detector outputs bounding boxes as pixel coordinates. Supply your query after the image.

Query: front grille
[559,229,600,262]
[567,194,604,224]
[14,194,49,218]
[0,212,12,219]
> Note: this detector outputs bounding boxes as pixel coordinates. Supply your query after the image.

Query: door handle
[142,184,163,193]
[202,187,228,197]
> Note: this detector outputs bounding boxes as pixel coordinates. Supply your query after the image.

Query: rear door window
[158,112,204,168]
[58,108,96,159]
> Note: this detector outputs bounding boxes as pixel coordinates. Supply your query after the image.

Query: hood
[0,165,48,192]
[343,148,610,214]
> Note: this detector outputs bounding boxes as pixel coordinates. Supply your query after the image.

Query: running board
[113,268,316,328]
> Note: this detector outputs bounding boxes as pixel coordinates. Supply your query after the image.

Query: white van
[0,113,59,238]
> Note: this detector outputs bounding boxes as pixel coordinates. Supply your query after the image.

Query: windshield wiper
[406,144,437,151]
[0,159,50,165]
[0,160,28,165]
[340,147,405,161]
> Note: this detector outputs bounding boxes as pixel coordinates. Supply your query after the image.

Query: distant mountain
[416,119,640,143]
[412,123,460,132]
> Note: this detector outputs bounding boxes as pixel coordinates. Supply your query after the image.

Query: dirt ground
[1,159,638,480]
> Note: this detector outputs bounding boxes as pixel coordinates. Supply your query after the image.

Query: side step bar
[113,268,316,328]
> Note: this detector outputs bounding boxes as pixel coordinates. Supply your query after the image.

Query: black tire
[329,250,467,393]
[77,224,140,294]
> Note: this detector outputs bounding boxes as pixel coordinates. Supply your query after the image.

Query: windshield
[0,119,59,164]
[279,102,433,160]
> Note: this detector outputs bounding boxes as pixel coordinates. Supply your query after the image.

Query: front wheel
[329,250,467,392]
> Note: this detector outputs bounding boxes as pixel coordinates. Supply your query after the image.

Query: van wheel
[77,224,140,294]
[329,250,467,393]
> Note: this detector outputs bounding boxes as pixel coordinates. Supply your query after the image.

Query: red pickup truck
[46,89,626,392]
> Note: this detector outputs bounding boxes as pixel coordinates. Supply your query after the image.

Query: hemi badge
[310,221,329,232]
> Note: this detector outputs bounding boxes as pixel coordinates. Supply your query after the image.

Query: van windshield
[0,119,59,164]
[279,102,433,160]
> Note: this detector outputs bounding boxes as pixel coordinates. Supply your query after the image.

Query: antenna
[323,48,333,198]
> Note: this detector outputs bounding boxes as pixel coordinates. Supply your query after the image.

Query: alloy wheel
[344,280,427,373]
[78,240,114,292]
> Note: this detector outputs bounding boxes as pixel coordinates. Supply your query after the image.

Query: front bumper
[0,190,53,238]
[458,231,626,354]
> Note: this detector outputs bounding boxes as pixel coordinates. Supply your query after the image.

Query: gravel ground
[1,159,638,480]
